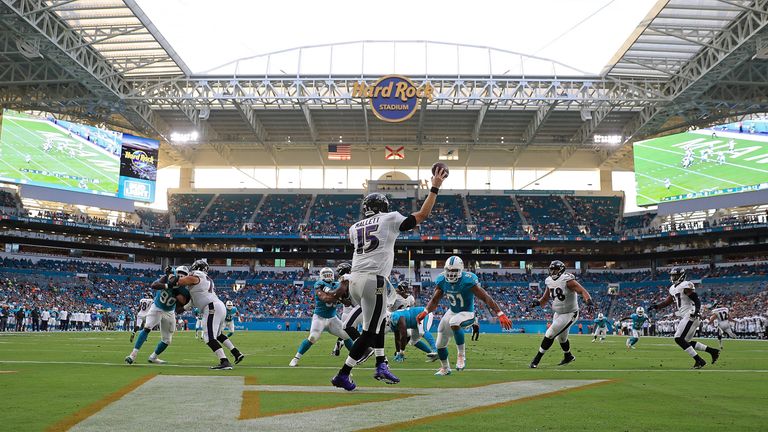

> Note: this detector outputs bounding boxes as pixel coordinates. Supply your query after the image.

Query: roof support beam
[361,102,370,144]
[521,102,557,145]
[570,104,614,145]
[472,104,489,143]
[232,100,275,164]
[299,103,318,143]
[416,97,427,145]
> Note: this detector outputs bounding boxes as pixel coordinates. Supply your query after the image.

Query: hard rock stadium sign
[352,75,434,123]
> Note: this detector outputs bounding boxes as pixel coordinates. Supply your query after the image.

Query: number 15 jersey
[545,272,578,314]
[350,211,407,276]
[434,271,478,314]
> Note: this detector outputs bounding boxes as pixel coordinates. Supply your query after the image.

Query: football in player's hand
[431,162,449,179]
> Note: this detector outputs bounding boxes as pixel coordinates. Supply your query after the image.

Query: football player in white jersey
[169,260,245,370]
[389,281,416,312]
[648,267,720,368]
[707,304,737,349]
[130,295,153,343]
[332,262,363,356]
[529,260,593,368]
[326,167,446,391]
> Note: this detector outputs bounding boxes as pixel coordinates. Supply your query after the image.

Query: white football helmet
[636,306,645,316]
[320,267,334,283]
[225,300,233,309]
[598,313,604,320]
[175,265,189,276]
[444,256,464,283]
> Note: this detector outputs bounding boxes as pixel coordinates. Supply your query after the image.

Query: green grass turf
[633,131,768,206]
[0,113,119,194]
[1,331,767,431]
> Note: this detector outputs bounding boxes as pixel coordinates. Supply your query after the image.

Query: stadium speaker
[198,106,210,120]
[580,109,593,121]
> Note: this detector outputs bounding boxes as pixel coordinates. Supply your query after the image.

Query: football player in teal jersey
[390,306,438,362]
[125,266,191,365]
[224,300,239,337]
[592,313,611,343]
[621,307,650,349]
[289,268,356,367]
[418,256,512,375]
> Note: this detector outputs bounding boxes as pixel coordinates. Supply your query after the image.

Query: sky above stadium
[136,0,659,76]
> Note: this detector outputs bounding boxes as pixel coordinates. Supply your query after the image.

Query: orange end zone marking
[360,379,619,432]
[244,376,258,385]
[239,390,415,420]
[46,374,157,432]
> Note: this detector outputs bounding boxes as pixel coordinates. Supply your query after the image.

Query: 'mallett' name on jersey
[353,216,380,228]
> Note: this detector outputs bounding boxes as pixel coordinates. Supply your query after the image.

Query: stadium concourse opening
[1,0,768,430]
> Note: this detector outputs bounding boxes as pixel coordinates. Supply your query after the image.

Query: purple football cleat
[373,363,400,384]
[331,374,356,391]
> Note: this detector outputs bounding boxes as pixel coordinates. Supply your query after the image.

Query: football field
[633,131,768,206]
[1,331,767,431]
[0,113,119,195]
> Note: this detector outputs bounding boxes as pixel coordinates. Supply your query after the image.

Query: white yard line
[0,359,766,373]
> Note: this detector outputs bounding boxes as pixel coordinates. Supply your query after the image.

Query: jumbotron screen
[0,109,159,202]
[633,120,768,206]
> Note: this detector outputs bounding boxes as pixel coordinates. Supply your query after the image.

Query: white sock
[694,342,708,351]
[457,344,465,356]
[215,348,226,360]
[684,346,697,357]
[222,339,235,350]
[538,347,547,354]
[344,356,357,368]
[148,352,157,360]
[130,349,138,359]
[295,352,303,359]
[440,358,450,369]
[374,348,385,357]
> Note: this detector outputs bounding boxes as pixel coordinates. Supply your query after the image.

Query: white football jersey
[712,307,730,322]
[545,272,578,314]
[669,280,696,317]
[349,211,407,276]
[389,294,415,312]
[187,270,219,307]
[138,298,153,313]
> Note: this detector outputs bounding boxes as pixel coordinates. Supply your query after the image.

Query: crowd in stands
[306,195,360,235]
[245,194,310,235]
[417,194,466,235]
[2,190,767,239]
[466,195,524,236]
[0,190,18,208]
[196,194,262,234]
[169,194,214,225]
[567,196,620,236]
[1,257,766,330]
[518,195,576,236]
[136,208,170,231]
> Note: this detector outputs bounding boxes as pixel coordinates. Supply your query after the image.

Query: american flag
[328,144,351,160]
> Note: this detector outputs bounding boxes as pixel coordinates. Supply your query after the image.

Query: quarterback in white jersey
[529,260,593,369]
[649,267,719,368]
[170,260,245,370]
[331,262,364,357]
[708,306,736,349]
[326,166,446,391]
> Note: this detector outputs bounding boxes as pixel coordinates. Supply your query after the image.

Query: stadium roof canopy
[1,0,768,170]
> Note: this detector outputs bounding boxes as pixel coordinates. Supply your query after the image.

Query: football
[431,162,449,178]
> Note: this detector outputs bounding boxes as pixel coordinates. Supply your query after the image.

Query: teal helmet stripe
[449,256,455,265]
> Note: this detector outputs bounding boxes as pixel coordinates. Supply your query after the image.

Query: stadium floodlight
[170,131,199,143]
[593,134,622,145]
